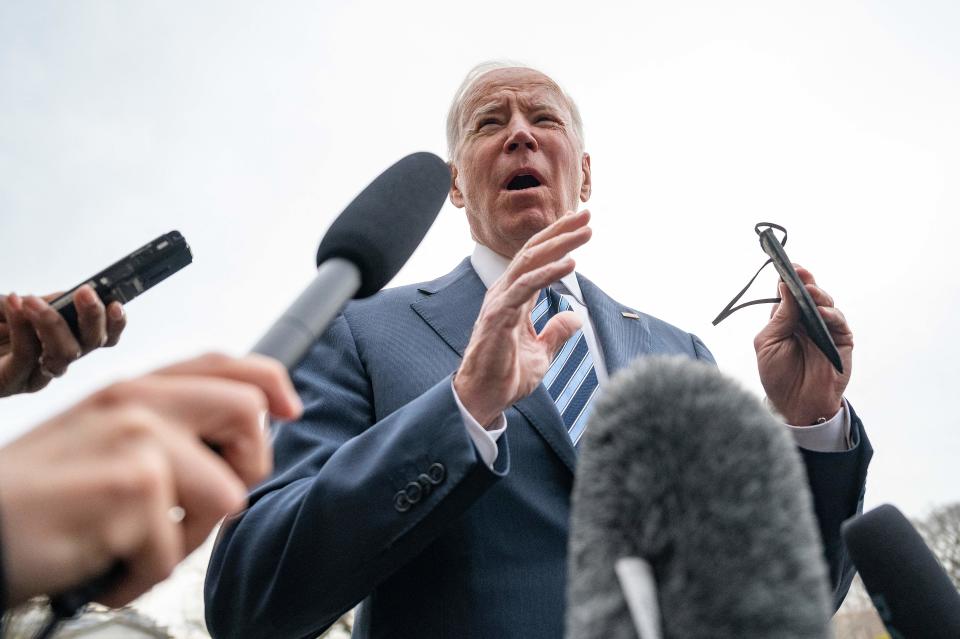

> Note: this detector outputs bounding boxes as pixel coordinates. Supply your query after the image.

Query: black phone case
[758,228,844,374]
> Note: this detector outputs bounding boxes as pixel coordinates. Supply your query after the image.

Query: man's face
[450,68,591,258]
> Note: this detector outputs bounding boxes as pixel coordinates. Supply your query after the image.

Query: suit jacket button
[427,463,446,484]
[417,474,434,496]
[394,491,412,512]
[404,481,423,503]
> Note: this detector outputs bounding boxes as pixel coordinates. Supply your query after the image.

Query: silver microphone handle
[251,258,361,370]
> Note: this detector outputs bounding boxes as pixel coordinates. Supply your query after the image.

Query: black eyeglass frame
[712,222,844,375]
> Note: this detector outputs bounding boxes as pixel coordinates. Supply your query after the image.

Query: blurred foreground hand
[0,352,302,607]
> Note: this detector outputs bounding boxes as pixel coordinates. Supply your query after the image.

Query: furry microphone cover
[566,357,831,639]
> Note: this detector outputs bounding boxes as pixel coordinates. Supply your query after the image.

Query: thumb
[538,311,581,359]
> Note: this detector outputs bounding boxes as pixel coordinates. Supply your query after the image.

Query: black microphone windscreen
[841,504,960,639]
[315,151,450,298]
[567,357,832,639]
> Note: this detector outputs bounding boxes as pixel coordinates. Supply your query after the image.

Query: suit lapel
[411,259,577,474]
[514,388,577,473]
[410,258,484,358]
[577,273,652,376]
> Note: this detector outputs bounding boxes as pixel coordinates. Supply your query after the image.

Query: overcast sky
[1,0,958,526]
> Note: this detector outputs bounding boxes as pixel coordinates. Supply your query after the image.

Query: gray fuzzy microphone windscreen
[566,357,832,639]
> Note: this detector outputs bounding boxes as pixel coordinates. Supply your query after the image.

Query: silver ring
[167,506,186,523]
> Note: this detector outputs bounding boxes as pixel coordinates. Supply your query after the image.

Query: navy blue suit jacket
[204,259,871,639]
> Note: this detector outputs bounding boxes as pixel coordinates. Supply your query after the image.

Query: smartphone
[50,231,193,337]
[757,227,844,374]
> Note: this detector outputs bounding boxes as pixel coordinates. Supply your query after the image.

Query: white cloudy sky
[1,0,958,531]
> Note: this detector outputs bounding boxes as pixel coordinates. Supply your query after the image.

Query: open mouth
[506,173,542,191]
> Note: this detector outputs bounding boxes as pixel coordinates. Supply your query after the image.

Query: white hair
[445,60,585,161]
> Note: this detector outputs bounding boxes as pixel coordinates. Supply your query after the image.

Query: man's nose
[503,121,539,153]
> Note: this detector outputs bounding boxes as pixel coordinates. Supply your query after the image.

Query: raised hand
[754,265,853,425]
[454,209,592,428]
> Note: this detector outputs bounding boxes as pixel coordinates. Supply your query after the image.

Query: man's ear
[449,162,465,208]
[579,152,592,203]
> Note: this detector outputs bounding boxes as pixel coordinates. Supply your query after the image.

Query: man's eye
[536,114,559,124]
[477,119,500,129]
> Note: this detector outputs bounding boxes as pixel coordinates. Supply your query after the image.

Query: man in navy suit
[205,63,871,639]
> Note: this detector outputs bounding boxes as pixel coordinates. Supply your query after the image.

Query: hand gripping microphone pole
[36,152,450,638]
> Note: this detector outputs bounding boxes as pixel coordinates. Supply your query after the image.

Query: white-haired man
[205,64,871,639]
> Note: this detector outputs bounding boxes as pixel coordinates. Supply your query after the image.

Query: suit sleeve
[204,313,510,639]
[800,404,873,611]
[690,333,872,611]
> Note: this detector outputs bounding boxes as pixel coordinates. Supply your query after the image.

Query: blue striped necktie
[532,287,599,445]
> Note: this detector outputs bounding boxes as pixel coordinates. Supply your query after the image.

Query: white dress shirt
[453,243,851,467]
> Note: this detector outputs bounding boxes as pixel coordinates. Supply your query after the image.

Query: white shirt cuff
[783,398,853,452]
[451,379,506,468]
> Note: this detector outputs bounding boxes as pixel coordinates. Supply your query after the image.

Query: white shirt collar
[470,243,586,305]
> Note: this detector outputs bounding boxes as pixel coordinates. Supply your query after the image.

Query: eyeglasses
[712,222,844,374]
[712,223,789,325]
